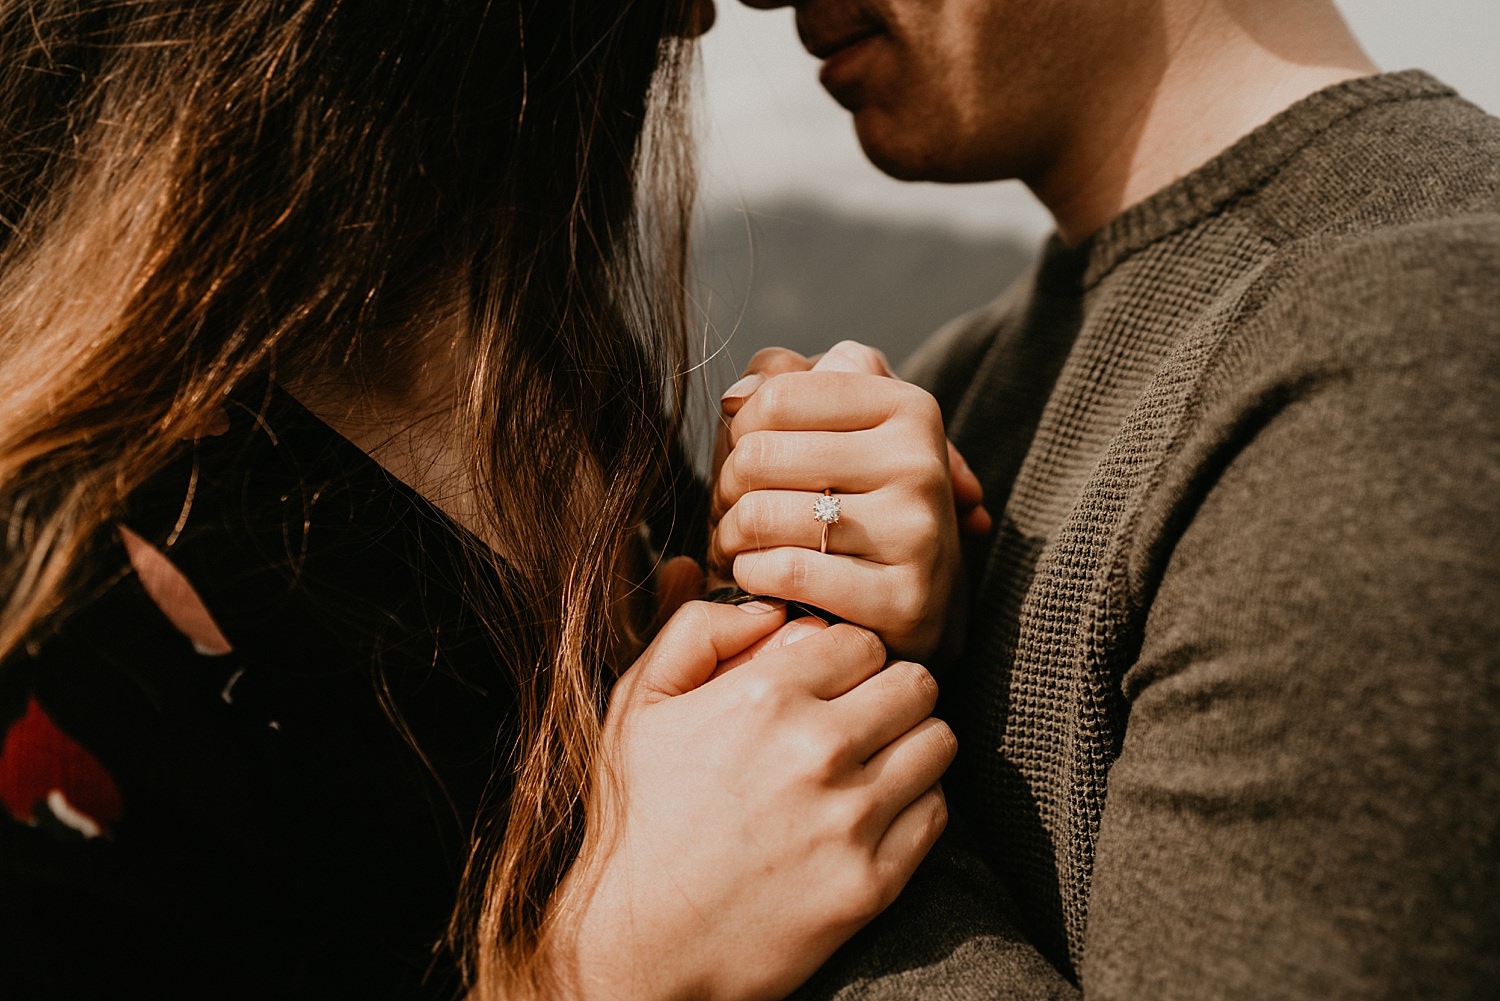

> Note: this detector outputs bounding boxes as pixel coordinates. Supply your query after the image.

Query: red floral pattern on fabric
[0,696,123,838]
[119,524,234,656]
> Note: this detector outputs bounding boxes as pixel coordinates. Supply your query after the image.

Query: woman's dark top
[0,384,519,999]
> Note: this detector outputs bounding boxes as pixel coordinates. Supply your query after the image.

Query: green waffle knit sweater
[795,71,1500,1000]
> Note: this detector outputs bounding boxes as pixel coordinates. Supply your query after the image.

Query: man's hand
[554,599,954,1001]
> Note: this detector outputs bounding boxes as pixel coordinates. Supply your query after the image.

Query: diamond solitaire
[812,493,842,524]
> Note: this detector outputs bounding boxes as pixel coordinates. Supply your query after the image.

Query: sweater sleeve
[787,820,1081,1000]
[1080,232,1500,999]
[787,224,1500,999]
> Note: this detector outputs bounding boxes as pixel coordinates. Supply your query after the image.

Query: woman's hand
[554,599,954,1001]
[710,341,987,663]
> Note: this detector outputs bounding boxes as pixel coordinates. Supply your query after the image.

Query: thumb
[710,614,829,679]
[810,339,897,377]
[632,599,788,697]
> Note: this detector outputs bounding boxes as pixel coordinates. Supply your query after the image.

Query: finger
[714,430,944,519]
[729,370,939,439]
[730,547,926,633]
[637,599,787,697]
[859,715,956,816]
[960,504,994,537]
[949,441,994,536]
[653,555,706,632]
[718,372,765,417]
[720,347,814,416]
[830,660,940,762]
[947,441,984,512]
[741,621,888,700]
[711,615,828,678]
[714,489,933,566]
[870,783,949,893]
[743,345,816,377]
[809,340,897,377]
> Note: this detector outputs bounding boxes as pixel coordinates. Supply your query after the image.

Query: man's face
[737,0,1148,184]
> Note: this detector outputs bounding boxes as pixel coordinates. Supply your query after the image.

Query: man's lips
[801,22,884,62]
[796,5,886,62]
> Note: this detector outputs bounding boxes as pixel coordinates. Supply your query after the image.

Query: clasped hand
[710,340,989,663]
[556,600,954,1001]
[550,342,984,1000]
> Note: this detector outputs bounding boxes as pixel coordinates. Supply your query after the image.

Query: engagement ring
[813,489,841,554]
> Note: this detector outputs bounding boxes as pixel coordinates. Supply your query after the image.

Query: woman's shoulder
[3,372,514,761]
[0,382,516,995]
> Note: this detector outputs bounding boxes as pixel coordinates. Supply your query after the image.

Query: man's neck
[1033,0,1378,245]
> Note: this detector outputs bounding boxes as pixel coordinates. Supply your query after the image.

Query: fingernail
[720,373,765,403]
[738,599,782,614]
[780,617,827,645]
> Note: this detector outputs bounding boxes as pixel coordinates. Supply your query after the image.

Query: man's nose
[686,0,717,35]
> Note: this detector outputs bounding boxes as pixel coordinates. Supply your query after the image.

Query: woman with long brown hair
[0,1,967,998]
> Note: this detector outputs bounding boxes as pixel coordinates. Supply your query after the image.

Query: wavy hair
[0,0,700,993]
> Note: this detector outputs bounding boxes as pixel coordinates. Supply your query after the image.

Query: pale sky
[696,1,1500,239]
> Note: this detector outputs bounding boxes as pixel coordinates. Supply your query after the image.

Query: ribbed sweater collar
[1038,70,1455,290]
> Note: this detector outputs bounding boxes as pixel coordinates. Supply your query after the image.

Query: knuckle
[717,498,762,556]
[900,589,929,629]
[908,387,943,426]
[888,381,941,423]
[748,375,796,424]
[721,438,749,487]
[709,480,732,522]
[790,722,851,778]
[931,786,951,828]
[830,862,888,923]
[733,548,793,597]
[880,522,936,576]
[888,442,948,490]
[922,718,959,770]
[733,673,787,714]
[916,787,950,846]
[717,450,746,502]
[741,492,778,539]
[818,793,868,839]
[892,588,929,639]
[750,372,810,426]
[709,514,739,565]
[783,550,817,594]
[828,339,889,374]
[831,622,887,669]
[733,429,782,477]
[889,660,940,709]
[657,599,712,642]
[916,449,952,488]
[755,547,814,597]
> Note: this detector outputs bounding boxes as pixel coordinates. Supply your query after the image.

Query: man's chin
[854,120,988,184]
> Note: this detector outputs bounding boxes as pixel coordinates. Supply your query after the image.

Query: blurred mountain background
[693,199,1037,375]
